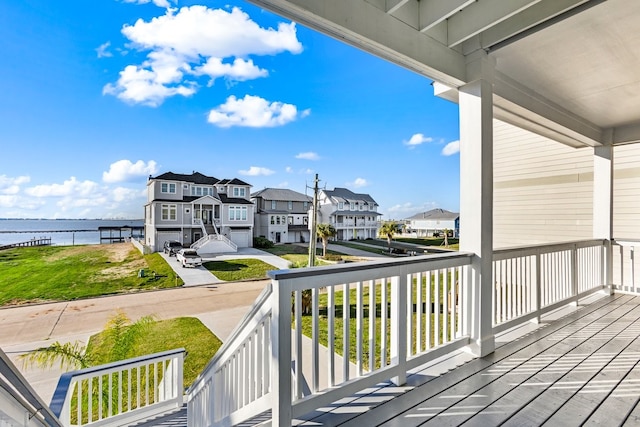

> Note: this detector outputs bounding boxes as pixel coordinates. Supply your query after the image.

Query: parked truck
[176,248,203,268]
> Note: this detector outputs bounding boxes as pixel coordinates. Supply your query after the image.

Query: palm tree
[20,311,155,371]
[379,221,398,253]
[316,223,336,257]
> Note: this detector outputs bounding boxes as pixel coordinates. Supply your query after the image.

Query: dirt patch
[45,243,136,262]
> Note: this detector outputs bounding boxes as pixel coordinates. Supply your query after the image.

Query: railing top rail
[267,251,474,281]
[60,348,185,379]
[493,239,606,258]
[614,238,640,246]
[0,349,63,426]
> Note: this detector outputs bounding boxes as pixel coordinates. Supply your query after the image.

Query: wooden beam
[419,0,476,32]
[245,0,467,86]
[447,0,542,47]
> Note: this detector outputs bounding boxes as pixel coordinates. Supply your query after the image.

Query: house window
[288,216,293,225]
[161,182,176,194]
[270,216,275,225]
[288,201,293,210]
[229,206,247,221]
[233,187,246,197]
[161,204,177,220]
[303,201,308,209]
[338,202,344,210]
[271,200,277,210]
[350,202,355,210]
[276,216,281,225]
[282,216,286,224]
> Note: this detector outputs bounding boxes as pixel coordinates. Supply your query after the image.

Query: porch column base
[466,336,495,358]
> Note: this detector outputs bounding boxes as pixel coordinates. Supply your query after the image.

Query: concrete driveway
[159,247,291,287]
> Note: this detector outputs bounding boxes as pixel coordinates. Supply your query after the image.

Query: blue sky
[0,0,460,220]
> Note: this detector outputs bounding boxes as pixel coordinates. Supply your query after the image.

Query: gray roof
[322,187,378,205]
[151,172,250,187]
[406,208,459,221]
[251,188,312,202]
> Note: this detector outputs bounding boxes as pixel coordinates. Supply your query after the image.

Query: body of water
[0,219,144,246]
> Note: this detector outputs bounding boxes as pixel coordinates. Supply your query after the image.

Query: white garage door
[157,232,181,252]
[230,231,250,248]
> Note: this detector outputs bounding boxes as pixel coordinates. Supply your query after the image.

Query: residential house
[251,188,312,244]
[315,187,381,240]
[406,208,459,237]
[144,172,253,253]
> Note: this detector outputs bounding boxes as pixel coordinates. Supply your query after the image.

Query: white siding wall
[493,120,594,248]
[614,144,640,239]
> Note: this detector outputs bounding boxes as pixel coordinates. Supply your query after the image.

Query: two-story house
[251,188,312,244]
[315,187,381,241]
[405,208,460,238]
[144,172,254,253]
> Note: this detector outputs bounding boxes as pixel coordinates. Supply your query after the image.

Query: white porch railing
[186,252,474,427]
[613,239,640,293]
[0,349,63,427]
[492,239,607,334]
[50,349,184,427]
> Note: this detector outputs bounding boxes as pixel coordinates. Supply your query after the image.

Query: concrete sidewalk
[0,280,269,402]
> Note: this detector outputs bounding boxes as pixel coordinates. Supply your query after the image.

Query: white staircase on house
[192,220,237,254]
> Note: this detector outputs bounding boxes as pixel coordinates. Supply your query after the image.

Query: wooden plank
[401,299,640,426]
[334,294,628,427]
[464,304,640,426]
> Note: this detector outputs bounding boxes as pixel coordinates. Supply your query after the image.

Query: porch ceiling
[246,0,640,148]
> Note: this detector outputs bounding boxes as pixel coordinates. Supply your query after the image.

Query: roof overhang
[246,0,640,148]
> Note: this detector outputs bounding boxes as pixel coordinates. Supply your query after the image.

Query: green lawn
[263,244,340,267]
[87,316,221,388]
[299,272,459,369]
[0,245,182,306]
[203,258,278,281]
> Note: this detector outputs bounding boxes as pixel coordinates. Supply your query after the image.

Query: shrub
[253,236,274,249]
[322,254,343,262]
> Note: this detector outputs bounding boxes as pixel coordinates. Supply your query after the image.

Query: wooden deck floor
[297,293,640,427]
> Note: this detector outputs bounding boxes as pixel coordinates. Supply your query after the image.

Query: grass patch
[263,244,354,267]
[203,258,277,281]
[299,272,459,369]
[87,316,221,388]
[0,244,183,306]
[332,241,390,255]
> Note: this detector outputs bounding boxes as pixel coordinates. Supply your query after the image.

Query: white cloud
[303,168,314,175]
[25,177,99,198]
[404,133,433,148]
[123,0,175,9]
[347,177,368,188]
[442,140,460,156]
[96,41,113,58]
[207,95,309,128]
[0,175,30,195]
[194,58,268,86]
[0,195,45,210]
[295,152,320,161]
[285,166,293,173]
[103,159,158,183]
[387,201,439,216]
[239,166,275,176]
[105,6,303,106]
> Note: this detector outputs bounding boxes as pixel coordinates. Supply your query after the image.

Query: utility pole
[308,173,320,267]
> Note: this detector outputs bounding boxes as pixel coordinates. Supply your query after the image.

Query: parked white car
[176,248,203,268]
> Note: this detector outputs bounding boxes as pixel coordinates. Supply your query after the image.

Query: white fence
[50,349,184,427]
[613,239,640,293]
[187,252,474,427]
[0,349,63,427]
[492,240,606,334]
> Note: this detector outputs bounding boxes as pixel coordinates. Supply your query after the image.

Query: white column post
[593,144,614,294]
[270,279,292,427]
[459,52,495,357]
